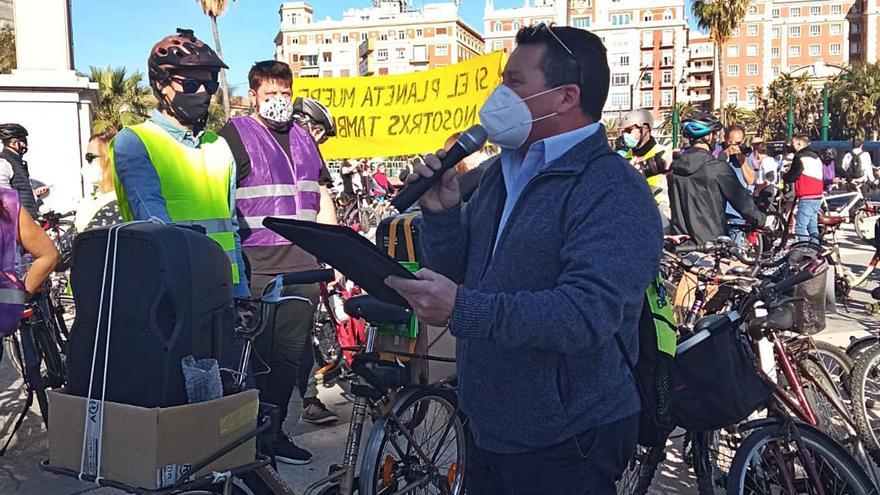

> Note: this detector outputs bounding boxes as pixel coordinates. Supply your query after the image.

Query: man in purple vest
[218,61,337,465]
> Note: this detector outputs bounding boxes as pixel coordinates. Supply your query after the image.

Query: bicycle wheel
[616,444,667,495]
[854,209,876,242]
[359,387,465,495]
[800,355,856,453]
[727,422,875,494]
[850,344,880,466]
[813,340,854,400]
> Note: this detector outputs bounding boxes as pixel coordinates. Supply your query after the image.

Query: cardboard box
[48,389,258,490]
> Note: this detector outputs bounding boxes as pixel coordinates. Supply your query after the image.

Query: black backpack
[615,274,677,448]
[846,150,867,180]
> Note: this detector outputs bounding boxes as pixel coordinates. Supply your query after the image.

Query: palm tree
[90,66,153,133]
[718,103,759,130]
[828,63,880,140]
[196,0,236,122]
[692,0,752,110]
[0,26,15,74]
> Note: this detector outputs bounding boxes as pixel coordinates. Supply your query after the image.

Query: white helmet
[621,109,654,129]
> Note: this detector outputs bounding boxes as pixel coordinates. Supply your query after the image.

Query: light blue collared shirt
[495,122,601,247]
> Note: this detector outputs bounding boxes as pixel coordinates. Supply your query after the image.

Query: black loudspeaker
[67,223,234,407]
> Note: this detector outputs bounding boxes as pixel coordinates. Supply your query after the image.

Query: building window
[396,47,405,59]
[610,93,630,108]
[323,70,333,78]
[851,42,861,54]
[810,6,821,16]
[747,87,757,104]
[852,23,862,34]
[377,49,388,60]
[727,45,739,57]
[323,52,332,62]
[747,63,758,75]
[642,30,653,47]
[573,16,591,29]
[663,9,673,20]
[831,24,841,35]
[289,36,298,45]
[748,25,758,36]
[791,7,801,16]
[643,12,653,22]
[772,8,780,18]
[771,46,780,58]
[493,40,504,51]
[661,29,673,45]
[661,52,673,66]
[853,2,863,13]
[772,27,780,39]
[611,14,631,25]
[642,51,653,66]
[341,69,350,77]
[728,64,739,76]
[612,73,629,86]
[416,29,423,37]
[830,43,842,54]
[380,33,388,41]
[289,54,298,63]
[748,5,758,15]
[661,90,672,107]
[810,25,821,37]
[643,91,653,108]
[512,21,520,31]
[747,44,758,56]
[789,45,801,57]
[789,64,799,72]
[324,37,332,44]
[303,55,318,66]
[437,27,448,35]
[831,4,842,15]
[727,88,739,104]
[413,45,427,60]
[435,44,449,56]
[361,32,368,41]
[494,22,502,32]
[619,55,630,66]
[772,66,780,76]
[790,26,801,37]
[398,30,405,40]
[342,34,349,43]
[732,27,740,36]
[662,70,672,85]
[643,72,653,85]
[809,44,821,56]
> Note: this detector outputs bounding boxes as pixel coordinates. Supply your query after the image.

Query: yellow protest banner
[292,52,506,159]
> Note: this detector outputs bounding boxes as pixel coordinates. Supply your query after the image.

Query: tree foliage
[660,102,699,136]
[90,66,153,133]
[752,73,821,140]
[0,26,15,74]
[827,63,880,141]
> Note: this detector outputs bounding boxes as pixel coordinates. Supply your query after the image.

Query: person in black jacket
[669,113,771,243]
[0,124,40,218]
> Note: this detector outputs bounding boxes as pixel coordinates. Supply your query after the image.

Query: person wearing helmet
[292,97,336,145]
[668,112,772,243]
[0,124,38,217]
[217,60,340,462]
[109,28,249,298]
[618,109,670,223]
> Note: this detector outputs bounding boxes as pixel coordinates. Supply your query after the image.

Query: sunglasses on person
[169,76,220,95]
[527,23,583,87]
[84,152,100,164]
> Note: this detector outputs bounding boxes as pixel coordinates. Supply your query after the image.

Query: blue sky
[71,0,696,90]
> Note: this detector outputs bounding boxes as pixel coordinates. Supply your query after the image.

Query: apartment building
[483,0,689,124]
[686,33,714,111]
[720,0,880,108]
[275,1,483,78]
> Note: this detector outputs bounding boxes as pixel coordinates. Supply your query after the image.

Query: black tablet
[263,217,416,307]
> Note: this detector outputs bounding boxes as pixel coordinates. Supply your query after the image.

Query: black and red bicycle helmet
[148,28,228,85]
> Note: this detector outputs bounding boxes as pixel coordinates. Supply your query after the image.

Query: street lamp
[672,76,687,149]
[821,84,829,141]
[787,87,795,139]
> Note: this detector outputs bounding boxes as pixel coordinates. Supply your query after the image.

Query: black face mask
[168,92,211,129]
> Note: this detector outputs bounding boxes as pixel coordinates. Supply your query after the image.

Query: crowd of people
[1,19,879,494]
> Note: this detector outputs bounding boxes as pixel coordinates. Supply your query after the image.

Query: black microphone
[391,124,488,212]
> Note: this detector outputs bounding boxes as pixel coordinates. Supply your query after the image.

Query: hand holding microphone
[391,125,488,213]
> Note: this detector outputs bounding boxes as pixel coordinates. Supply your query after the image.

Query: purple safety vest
[231,116,323,247]
[0,188,25,337]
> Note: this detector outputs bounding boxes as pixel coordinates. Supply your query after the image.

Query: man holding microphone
[386,24,662,494]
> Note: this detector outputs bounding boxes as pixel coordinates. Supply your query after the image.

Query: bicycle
[304,294,464,495]
[1,292,69,455]
[819,213,880,305]
[821,183,879,241]
[336,191,379,237]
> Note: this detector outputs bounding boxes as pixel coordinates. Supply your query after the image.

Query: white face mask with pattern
[258,95,294,129]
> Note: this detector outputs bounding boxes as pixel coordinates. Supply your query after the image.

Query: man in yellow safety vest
[619,109,671,225]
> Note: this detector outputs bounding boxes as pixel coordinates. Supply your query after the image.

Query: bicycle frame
[822,189,864,219]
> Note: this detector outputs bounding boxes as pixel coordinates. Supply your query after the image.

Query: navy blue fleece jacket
[421,125,663,454]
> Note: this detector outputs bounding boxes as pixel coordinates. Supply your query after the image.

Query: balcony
[688,78,711,88]
[689,62,714,73]
[359,58,375,76]
[299,67,320,77]
[359,39,375,58]
[688,93,711,102]
[641,41,655,50]
[660,37,674,48]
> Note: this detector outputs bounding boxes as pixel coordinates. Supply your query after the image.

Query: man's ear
[558,84,582,114]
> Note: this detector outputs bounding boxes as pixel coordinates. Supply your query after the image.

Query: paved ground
[1,224,879,494]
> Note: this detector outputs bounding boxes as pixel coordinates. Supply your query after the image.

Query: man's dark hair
[725,124,746,138]
[514,25,608,121]
[248,60,292,90]
[793,133,811,147]
[853,138,864,148]
[754,142,768,156]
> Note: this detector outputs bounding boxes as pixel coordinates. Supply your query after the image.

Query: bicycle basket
[673,314,774,431]
[785,248,829,335]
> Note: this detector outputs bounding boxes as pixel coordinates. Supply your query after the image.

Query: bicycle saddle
[818,215,846,227]
[344,295,411,324]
